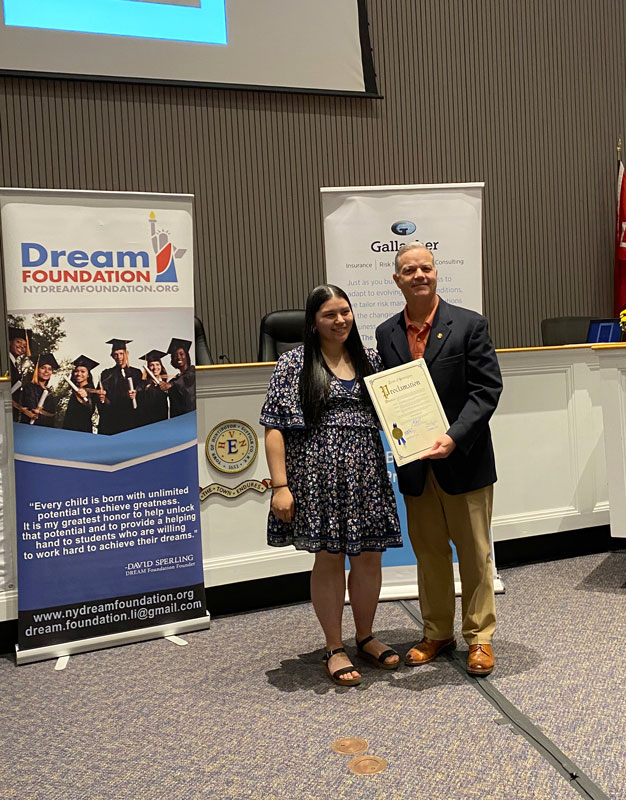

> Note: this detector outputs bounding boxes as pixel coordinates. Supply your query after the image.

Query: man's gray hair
[394,241,436,273]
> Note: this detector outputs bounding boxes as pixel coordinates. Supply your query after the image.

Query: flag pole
[616,138,625,317]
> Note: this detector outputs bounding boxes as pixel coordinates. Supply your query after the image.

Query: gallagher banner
[321,183,484,347]
[0,189,209,663]
[321,183,502,599]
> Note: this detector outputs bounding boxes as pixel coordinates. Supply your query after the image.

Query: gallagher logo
[390,220,417,236]
[371,221,439,253]
[18,211,187,293]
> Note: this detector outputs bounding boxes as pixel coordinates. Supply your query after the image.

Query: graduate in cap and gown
[62,355,99,433]
[20,353,59,427]
[166,338,196,417]
[8,327,32,422]
[139,349,170,425]
[97,339,143,435]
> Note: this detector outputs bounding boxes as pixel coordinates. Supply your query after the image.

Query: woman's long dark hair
[299,284,373,426]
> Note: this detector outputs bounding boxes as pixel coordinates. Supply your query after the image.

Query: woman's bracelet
[271,483,288,490]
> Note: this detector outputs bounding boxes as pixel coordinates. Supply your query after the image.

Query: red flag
[615,159,626,315]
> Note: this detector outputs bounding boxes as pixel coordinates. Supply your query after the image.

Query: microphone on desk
[218,354,231,363]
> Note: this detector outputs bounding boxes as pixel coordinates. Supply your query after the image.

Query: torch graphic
[150,211,186,283]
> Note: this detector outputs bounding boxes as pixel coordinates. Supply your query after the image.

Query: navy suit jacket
[375,298,503,497]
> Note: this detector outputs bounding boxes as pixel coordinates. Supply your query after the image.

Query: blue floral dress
[260,346,402,555]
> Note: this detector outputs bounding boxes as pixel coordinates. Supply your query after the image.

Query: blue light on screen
[3,0,227,45]
[587,320,622,344]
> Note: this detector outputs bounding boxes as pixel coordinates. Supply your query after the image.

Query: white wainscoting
[491,348,609,540]
[0,345,622,621]
[596,345,626,539]
[196,363,314,587]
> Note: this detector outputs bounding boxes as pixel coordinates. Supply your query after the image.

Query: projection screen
[0,0,378,95]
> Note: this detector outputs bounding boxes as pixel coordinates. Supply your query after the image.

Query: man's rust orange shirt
[403,296,439,360]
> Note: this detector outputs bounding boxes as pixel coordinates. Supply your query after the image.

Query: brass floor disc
[331,737,368,755]
[348,754,387,775]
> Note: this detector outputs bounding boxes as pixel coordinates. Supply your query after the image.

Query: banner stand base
[376,576,505,601]
[351,565,505,602]
[15,613,210,666]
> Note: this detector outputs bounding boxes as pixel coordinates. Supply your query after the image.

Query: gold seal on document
[332,737,368,755]
[205,420,258,474]
[348,755,388,774]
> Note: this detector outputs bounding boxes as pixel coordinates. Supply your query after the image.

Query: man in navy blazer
[376,242,502,675]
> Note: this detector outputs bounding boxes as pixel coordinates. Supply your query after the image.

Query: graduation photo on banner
[0,189,208,663]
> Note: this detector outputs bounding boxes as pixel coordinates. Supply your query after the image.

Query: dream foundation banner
[0,189,208,663]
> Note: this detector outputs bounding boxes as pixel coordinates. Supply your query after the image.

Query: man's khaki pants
[404,468,496,645]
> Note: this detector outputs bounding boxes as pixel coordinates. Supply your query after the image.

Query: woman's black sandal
[356,635,399,670]
[322,647,362,686]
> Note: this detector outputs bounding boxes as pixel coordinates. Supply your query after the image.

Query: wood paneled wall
[1,0,624,362]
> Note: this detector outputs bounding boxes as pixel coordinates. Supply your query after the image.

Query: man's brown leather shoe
[404,637,456,666]
[467,643,494,675]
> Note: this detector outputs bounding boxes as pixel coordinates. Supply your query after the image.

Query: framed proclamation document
[365,360,450,467]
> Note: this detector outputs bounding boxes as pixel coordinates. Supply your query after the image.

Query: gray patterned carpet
[489,552,626,800]
[1,552,624,799]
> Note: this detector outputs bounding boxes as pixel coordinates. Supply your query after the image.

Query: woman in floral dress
[261,285,402,687]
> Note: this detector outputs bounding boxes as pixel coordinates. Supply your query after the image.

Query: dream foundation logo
[19,212,186,294]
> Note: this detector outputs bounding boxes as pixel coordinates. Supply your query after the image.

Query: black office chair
[540,316,593,346]
[194,316,214,365]
[258,310,306,361]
